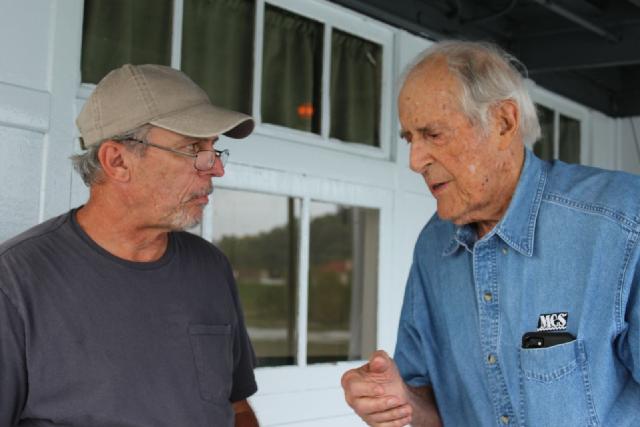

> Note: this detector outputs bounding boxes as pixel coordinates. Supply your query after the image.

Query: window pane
[262,5,323,134]
[330,30,382,147]
[182,0,254,114]
[81,0,172,84]
[559,115,581,164]
[308,202,378,364]
[534,104,554,161]
[211,189,300,367]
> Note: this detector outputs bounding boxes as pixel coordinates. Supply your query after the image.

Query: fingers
[342,371,383,399]
[341,350,411,427]
[366,403,413,425]
[351,395,406,416]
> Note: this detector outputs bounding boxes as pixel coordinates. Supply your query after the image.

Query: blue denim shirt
[395,149,640,426]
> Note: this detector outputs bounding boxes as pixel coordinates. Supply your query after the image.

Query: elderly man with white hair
[342,40,640,427]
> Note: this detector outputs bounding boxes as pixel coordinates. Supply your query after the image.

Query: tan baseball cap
[76,64,254,148]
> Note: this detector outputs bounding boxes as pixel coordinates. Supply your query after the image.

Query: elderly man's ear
[98,141,133,182]
[493,99,520,149]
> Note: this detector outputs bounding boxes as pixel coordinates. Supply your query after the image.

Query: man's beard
[163,187,213,231]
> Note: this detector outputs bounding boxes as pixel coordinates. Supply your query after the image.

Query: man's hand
[341,350,413,426]
[233,399,259,427]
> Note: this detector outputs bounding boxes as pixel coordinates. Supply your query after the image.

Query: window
[181,0,255,114]
[261,5,324,134]
[210,188,378,367]
[81,0,173,84]
[80,0,392,153]
[330,29,382,146]
[533,103,581,164]
[308,202,378,363]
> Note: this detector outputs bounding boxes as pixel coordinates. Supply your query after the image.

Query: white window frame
[528,80,590,164]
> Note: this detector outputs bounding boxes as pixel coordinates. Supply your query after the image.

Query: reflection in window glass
[182,0,255,114]
[81,0,172,83]
[330,30,382,147]
[308,202,378,364]
[534,104,554,161]
[559,115,581,164]
[261,5,323,134]
[211,189,300,367]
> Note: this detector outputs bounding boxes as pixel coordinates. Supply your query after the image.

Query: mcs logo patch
[537,312,568,331]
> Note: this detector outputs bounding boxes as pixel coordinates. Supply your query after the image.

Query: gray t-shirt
[0,209,257,427]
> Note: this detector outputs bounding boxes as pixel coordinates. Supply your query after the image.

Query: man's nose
[409,141,433,173]
[199,156,225,177]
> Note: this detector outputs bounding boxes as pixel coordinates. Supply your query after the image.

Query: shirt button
[501,247,508,255]
[483,292,493,302]
[487,354,497,364]
[500,415,510,424]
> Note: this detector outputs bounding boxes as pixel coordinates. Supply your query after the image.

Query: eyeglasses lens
[194,150,229,171]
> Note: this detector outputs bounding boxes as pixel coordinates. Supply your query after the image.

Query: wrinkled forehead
[398,60,465,120]
[400,56,461,97]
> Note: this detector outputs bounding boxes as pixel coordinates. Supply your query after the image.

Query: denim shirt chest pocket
[189,324,233,403]
[519,339,599,427]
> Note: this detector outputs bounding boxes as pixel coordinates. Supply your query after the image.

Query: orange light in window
[297,103,314,119]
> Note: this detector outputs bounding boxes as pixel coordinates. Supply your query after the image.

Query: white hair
[400,40,540,147]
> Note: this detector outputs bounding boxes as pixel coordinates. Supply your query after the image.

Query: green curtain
[559,114,581,164]
[181,0,255,114]
[81,0,172,84]
[534,104,554,161]
[330,30,381,147]
[261,5,323,134]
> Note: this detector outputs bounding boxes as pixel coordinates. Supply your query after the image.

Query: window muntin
[81,0,172,84]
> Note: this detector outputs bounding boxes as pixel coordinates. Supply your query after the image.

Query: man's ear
[493,99,519,149]
[97,141,131,182]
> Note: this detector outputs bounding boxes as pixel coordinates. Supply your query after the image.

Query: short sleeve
[618,239,640,384]
[394,258,432,388]
[222,259,258,402]
[0,288,28,426]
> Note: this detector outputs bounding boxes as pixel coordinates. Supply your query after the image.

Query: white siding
[0,127,44,242]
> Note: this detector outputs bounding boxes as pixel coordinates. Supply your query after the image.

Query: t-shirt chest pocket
[189,324,233,402]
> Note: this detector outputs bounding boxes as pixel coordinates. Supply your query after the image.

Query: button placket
[474,238,516,426]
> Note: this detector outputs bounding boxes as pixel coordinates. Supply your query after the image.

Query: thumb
[368,350,391,373]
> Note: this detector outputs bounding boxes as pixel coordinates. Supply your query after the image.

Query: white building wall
[0,0,83,243]
[0,0,633,425]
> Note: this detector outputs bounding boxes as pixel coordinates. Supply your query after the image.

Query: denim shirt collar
[443,148,547,257]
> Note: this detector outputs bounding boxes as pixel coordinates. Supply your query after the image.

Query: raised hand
[341,350,413,427]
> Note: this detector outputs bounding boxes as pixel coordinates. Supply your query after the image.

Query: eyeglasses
[125,138,229,171]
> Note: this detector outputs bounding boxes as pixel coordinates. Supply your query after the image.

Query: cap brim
[150,103,255,139]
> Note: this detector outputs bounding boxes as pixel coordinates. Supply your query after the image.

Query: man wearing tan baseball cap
[0,64,259,427]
